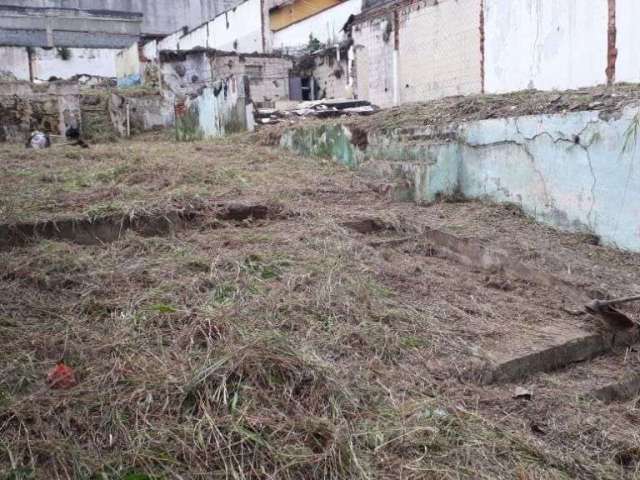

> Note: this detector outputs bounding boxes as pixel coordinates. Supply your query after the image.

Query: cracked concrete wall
[282,106,640,251]
[457,108,640,251]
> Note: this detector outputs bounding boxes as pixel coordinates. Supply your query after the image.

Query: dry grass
[255,83,640,143]
[1,134,640,479]
[0,133,348,223]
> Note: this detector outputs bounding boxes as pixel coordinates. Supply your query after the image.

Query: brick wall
[311,50,350,100]
[353,0,481,107]
[0,81,80,142]
[212,55,292,103]
[398,0,482,103]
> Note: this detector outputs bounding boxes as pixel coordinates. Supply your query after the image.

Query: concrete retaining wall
[0,80,174,142]
[281,106,640,251]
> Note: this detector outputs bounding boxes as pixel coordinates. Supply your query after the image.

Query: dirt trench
[0,202,284,249]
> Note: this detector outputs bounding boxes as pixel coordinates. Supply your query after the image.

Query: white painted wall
[0,46,30,80]
[271,0,361,50]
[180,23,211,50]
[142,40,158,61]
[616,0,640,83]
[32,48,119,80]
[352,17,395,108]
[210,0,263,52]
[158,30,182,51]
[116,43,140,79]
[166,0,263,53]
[484,0,608,93]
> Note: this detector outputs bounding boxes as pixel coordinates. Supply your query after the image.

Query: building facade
[352,0,640,108]
[0,4,142,80]
[0,0,238,36]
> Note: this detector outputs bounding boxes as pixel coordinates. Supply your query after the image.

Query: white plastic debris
[27,131,51,149]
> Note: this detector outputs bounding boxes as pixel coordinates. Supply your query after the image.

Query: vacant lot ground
[1,133,640,479]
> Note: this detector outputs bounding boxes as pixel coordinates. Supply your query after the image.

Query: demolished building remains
[2,0,640,141]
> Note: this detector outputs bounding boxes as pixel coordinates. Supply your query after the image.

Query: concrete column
[392,49,399,106]
[392,9,400,106]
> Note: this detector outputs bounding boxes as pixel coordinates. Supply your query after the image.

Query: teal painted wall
[280,106,640,251]
[281,124,363,168]
[176,77,252,141]
[458,107,640,251]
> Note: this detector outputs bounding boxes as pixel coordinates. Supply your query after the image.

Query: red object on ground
[47,362,78,389]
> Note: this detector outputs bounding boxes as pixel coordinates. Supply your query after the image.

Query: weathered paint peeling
[175,76,254,141]
[281,106,640,252]
[281,124,364,168]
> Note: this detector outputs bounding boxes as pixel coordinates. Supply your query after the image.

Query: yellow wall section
[270,0,343,31]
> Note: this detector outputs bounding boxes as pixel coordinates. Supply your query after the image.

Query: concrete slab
[479,326,639,384]
[588,375,640,403]
[351,219,640,385]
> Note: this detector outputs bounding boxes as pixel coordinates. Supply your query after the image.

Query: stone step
[392,127,458,144]
[588,374,640,403]
[506,349,640,404]
[478,326,639,384]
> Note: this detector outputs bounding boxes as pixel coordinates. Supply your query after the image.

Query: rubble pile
[255,99,378,125]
